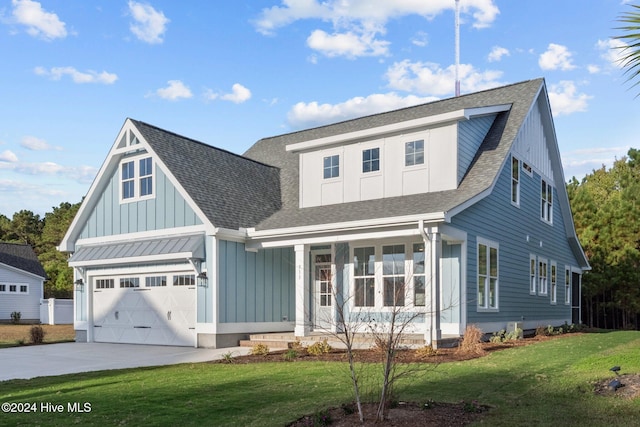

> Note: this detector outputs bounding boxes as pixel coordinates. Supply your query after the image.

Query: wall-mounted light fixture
[197,272,208,288]
[74,279,84,292]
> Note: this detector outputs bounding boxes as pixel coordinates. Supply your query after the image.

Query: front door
[313,254,333,331]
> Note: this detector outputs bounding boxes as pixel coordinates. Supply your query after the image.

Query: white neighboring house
[0,242,46,322]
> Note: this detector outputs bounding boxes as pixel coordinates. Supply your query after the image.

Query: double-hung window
[530,255,537,294]
[121,161,135,200]
[405,140,424,166]
[323,155,339,179]
[477,238,498,310]
[538,258,548,295]
[413,243,426,306]
[541,180,553,223]
[382,244,405,306]
[362,148,380,173]
[121,156,154,202]
[139,157,153,196]
[354,247,375,307]
[565,267,571,304]
[550,262,557,303]
[511,156,520,205]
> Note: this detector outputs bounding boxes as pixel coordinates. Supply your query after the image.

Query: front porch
[239,331,461,350]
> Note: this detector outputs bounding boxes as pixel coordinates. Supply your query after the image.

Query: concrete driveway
[0,342,251,381]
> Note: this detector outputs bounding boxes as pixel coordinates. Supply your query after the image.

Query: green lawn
[1,331,639,426]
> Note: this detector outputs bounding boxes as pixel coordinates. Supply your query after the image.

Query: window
[511,156,520,205]
[146,276,167,287]
[0,284,5,292]
[120,277,140,288]
[530,255,537,295]
[405,140,424,166]
[478,239,498,309]
[382,244,405,306]
[9,285,16,292]
[173,274,195,286]
[538,258,548,295]
[362,148,380,173]
[565,267,571,305]
[323,155,339,179]
[20,285,28,293]
[121,161,135,199]
[413,243,426,306]
[139,157,153,196]
[523,162,533,176]
[120,156,153,202]
[541,180,553,223]
[354,247,375,307]
[96,279,114,289]
[550,262,557,304]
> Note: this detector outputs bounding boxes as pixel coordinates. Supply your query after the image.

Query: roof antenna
[454,0,460,97]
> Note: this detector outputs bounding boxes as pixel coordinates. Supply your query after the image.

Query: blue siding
[451,158,580,325]
[218,241,294,323]
[458,115,496,183]
[79,167,202,238]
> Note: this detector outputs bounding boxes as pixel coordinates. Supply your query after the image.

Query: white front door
[313,253,333,331]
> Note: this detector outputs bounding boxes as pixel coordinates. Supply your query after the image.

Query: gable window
[354,246,375,307]
[538,258,548,295]
[405,140,424,166]
[541,179,553,223]
[413,243,426,306]
[95,279,114,289]
[511,156,520,206]
[382,244,405,306]
[530,255,537,295]
[478,238,498,310]
[550,262,557,304]
[120,156,154,202]
[523,162,533,176]
[323,155,339,179]
[565,267,571,305]
[362,148,380,173]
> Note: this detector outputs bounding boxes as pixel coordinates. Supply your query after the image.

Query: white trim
[75,226,208,247]
[550,261,557,304]
[476,236,499,311]
[285,105,511,152]
[217,321,295,334]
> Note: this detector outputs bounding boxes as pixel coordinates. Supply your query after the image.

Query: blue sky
[1,0,639,218]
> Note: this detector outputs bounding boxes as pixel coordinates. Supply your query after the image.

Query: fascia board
[0,262,46,281]
[68,251,197,268]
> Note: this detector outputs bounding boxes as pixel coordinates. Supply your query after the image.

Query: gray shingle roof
[130,120,281,230]
[243,78,543,230]
[0,242,46,279]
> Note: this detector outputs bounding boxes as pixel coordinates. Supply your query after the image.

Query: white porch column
[294,244,310,337]
[425,229,442,347]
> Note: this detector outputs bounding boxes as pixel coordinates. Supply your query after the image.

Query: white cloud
[547,81,592,116]
[253,0,499,57]
[155,80,192,101]
[539,43,576,71]
[34,66,118,84]
[487,46,509,62]
[128,1,169,44]
[287,92,438,129]
[11,0,67,40]
[20,136,62,151]
[0,150,18,162]
[205,83,252,104]
[385,60,504,96]
[587,64,601,74]
[596,38,627,68]
[0,160,96,183]
[411,31,428,47]
[307,28,390,58]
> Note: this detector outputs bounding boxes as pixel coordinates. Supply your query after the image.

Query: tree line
[0,202,80,298]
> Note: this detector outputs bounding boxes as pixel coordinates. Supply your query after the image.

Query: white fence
[39,298,73,325]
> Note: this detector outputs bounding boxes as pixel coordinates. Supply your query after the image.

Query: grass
[1,331,639,426]
[0,324,75,348]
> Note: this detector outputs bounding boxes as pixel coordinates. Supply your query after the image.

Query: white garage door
[92,273,196,346]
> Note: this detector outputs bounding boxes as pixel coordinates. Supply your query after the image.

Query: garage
[91,272,196,346]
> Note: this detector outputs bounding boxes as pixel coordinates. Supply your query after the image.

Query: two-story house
[59,78,589,348]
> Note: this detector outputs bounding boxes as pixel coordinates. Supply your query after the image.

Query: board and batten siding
[457,115,497,184]
[451,154,579,326]
[218,241,294,323]
[0,267,42,320]
[79,167,202,239]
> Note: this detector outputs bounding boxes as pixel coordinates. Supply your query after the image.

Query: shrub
[457,324,485,356]
[490,328,522,343]
[415,344,438,358]
[29,325,45,344]
[307,339,332,355]
[249,343,270,356]
[290,338,304,351]
[283,349,298,361]
[221,351,235,363]
[10,311,21,324]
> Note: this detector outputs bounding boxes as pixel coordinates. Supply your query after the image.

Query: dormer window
[120,156,154,202]
[362,148,380,173]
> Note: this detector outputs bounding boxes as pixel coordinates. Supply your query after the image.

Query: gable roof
[130,120,281,231]
[243,78,543,231]
[0,242,46,279]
